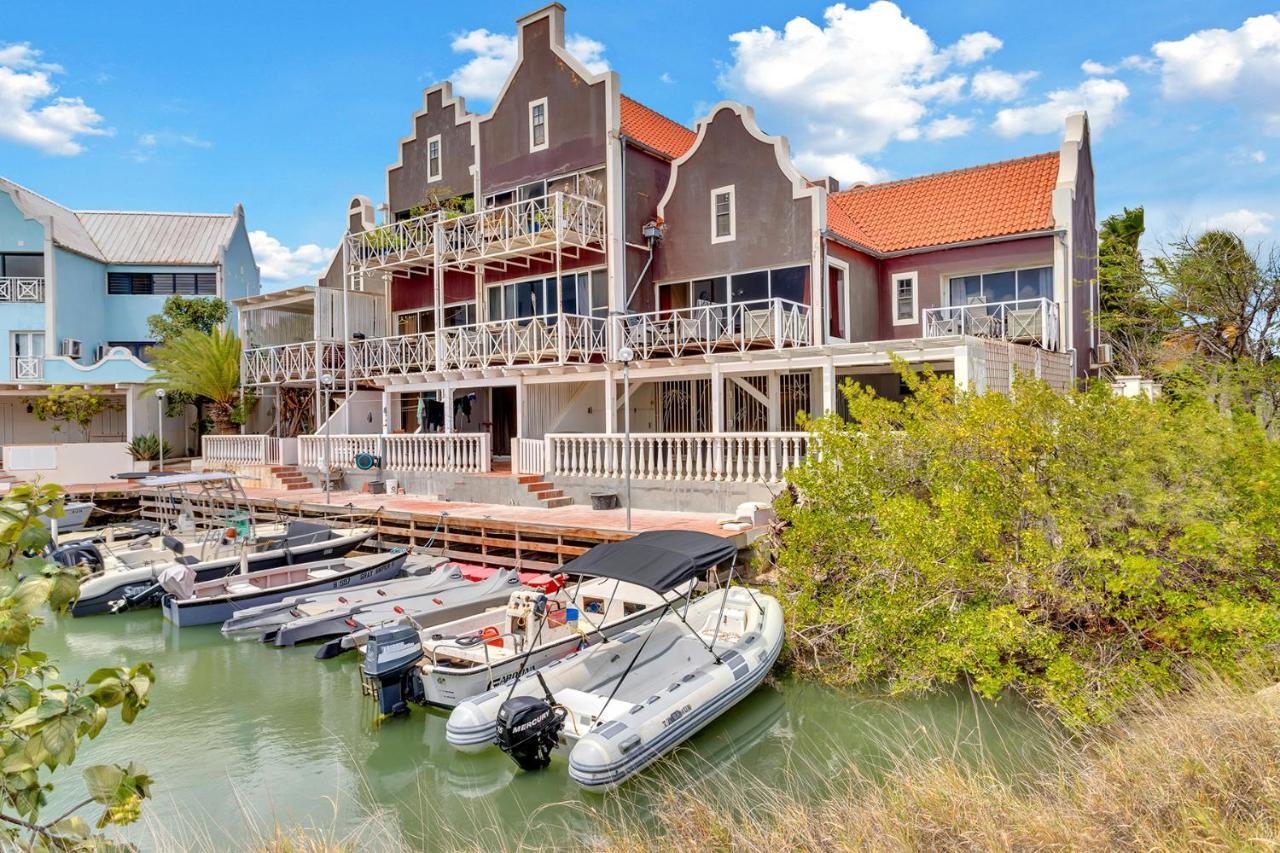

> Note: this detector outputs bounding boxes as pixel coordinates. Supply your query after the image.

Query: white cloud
[1251,149,1267,163]
[0,43,109,155]
[1081,59,1115,75]
[129,130,213,163]
[992,78,1129,137]
[1202,208,1274,236]
[0,43,62,73]
[924,114,973,140]
[719,2,1015,185]
[971,68,1036,101]
[1121,54,1156,72]
[659,72,675,84]
[1153,14,1280,100]
[945,31,1002,65]
[794,150,889,185]
[248,231,334,286]
[448,28,610,102]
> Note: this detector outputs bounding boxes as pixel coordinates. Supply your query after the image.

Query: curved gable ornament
[656,101,824,221]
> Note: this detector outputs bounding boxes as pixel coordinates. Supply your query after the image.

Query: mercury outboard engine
[363,624,425,716]
[495,673,565,771]
[50,542,104,574]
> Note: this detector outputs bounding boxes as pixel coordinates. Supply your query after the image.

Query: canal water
[36,608,1053,850]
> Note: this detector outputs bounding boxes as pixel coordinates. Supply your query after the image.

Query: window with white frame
[711,185,735,243]
[486,268,608,322]
[395,302,475,336]
[426,135,442,182]
[529,98,548,152]
[657,265,807,313]
[946,265,1052,306]
[892,271,918,326]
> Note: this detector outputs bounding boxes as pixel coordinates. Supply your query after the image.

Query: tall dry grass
[605,677,1280,853]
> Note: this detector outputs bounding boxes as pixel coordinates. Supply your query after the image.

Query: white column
[711,364,724,476]
[953,344,972,392]
[604,369,617,434]
[443,384,455,433]
[766,371,781,431]
[124,391,135,442]
[821,359,836,416]
[380,390,392,433]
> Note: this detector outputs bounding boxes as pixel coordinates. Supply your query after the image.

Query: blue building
[0,176,259,456]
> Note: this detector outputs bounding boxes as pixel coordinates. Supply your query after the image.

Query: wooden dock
[135,487,763,573]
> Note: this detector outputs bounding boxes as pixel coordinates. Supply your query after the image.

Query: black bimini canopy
[563,530,738,593]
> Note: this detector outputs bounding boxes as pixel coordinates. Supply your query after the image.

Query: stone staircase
[267,465,313,491]
[517,473,572,508]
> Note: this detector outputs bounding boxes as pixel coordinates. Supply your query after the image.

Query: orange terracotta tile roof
[621,95,696,161]
[827,152,1060,254]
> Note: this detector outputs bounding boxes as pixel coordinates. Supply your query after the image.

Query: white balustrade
[202,435,280,465]
[514,437,546,475]
[547,432,810,484]
[299,433,491,473]
[612,298,811,360]
[347,332,436,379]
[437,193,606,268]
[11,356,41,380]
[346,212,437,274]
[922,298,1060,350]
[241,340,346,386]
[0,277,44,303]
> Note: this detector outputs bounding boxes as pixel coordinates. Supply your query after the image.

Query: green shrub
[774,362,1280,725]
[127,433,173,461]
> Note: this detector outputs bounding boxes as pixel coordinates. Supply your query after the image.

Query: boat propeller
[495,672,565,772]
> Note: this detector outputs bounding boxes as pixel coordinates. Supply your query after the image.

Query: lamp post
[616,346,634,531]
[154,388,166,473]
[320,373,334,505]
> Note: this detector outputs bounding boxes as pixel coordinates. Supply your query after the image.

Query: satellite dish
[354,452,382,471]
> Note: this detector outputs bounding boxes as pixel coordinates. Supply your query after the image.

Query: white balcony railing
[922,298,1060,350]
[241,340,347,386]
[348,332,436,381]
[202,435,280,466]
[614,299,811,360]
[11,356,42,380]
[437,193,606,269]
[514,437,546,475]
[346,212,438,275]
[0,277,44,303]
[440,313,606,370]
[299,433,491,473]
[547,431,811,484]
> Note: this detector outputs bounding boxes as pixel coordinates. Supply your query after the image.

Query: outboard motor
[495,674,566,771]
[363,624,425,716]
[50,542,104,575]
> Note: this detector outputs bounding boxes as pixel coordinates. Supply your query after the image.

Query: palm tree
[145,328,242,435]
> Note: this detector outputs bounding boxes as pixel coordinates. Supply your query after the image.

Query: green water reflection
[34,608,1053,849]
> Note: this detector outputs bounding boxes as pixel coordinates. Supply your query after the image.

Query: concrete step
[516,474,542,485]
[536,488,564,501]
[540,496,573,508]
[526,481,556,494]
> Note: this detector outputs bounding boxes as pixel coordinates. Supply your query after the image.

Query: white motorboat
[159,550,409,627]
[362,576,666,714]
[314,567,564,659]
[445,530,782,791]
[59,473,373,616]
[45,501,95,533]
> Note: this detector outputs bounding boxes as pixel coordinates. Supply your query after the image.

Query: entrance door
[491,386,516,456]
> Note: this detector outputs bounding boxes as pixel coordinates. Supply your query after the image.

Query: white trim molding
[426,134,443,183]
[528,97,549,152]
[710,184,735,244]
[891,270,919,326]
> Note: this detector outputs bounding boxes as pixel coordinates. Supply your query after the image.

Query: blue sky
[3,1,1278,288]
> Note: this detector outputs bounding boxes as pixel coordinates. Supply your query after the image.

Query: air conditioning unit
[1093,342,1114,367]
[93,344,108,362]
[60,338,82,359]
